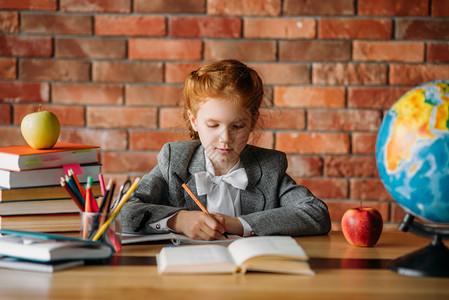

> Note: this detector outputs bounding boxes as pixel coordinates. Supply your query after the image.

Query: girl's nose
[219,128,232,143]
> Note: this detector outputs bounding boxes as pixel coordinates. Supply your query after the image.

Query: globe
[376,80,449,224]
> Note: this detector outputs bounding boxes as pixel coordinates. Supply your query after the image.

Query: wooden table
[0,231,448,300]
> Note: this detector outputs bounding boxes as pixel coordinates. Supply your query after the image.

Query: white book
[0,164,101,188]
[0,229,113,262]
[156,236,314,275]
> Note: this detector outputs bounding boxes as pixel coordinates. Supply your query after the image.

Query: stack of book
[0,143,101,233]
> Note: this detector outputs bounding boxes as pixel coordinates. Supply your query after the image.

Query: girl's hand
[167,210,226,240]
[211,213,244,236]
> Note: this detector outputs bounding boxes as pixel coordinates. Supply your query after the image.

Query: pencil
[68,169,84,195]
[98,174,106,196]
[65,175,85,208]
[173,172,228,239]
[60,177,84,211]
[91,177,140,241]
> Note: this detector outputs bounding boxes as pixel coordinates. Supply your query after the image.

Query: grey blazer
[122,140,331,236]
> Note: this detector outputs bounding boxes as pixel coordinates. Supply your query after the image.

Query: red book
[0,143,99,172]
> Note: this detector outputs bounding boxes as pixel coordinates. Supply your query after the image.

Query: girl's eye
[232,125,244,129]
[207,123,219,128]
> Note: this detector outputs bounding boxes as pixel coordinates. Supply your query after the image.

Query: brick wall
[1,0,448,230]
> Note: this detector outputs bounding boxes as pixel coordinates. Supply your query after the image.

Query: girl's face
[188,98,254,176]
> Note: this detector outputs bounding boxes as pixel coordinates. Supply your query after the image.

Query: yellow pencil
[91,177,140,241]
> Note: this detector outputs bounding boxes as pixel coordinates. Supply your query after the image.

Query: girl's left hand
[211,213,244,236]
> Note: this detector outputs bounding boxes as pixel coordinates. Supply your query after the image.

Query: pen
[92,177,140,242]
[173,172,228,239]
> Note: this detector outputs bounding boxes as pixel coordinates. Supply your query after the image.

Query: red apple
[341,206,383,247]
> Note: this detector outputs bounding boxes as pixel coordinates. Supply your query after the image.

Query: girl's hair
[183,59,264,140]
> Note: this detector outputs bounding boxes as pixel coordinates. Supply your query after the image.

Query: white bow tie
[195,168,248,195]
[194,168,248,216]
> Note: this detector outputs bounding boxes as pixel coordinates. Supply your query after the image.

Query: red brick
[276,132,350,154]
[20,59,90,81]
[159,107,185,129]
[53,83,123,105]
[244,18,315,39]
[279,41,351,61]
[358,0,428,16]
[126,85,183,106]
[251,63,310,85]
[295,178,348,200]
[390,203,407,223]
[432,0,449,16]
[0,127,23,146]
[260,108,305,130]
[389,64,449,86]
[247,131,274,149]
[0,11,18,33]
[59,128,127,150]
[396,19,449,40]
[326,201,390,222]
[208,0,281,16]
[274,86,345,108]
[165,62,204,83]
[129,39,202,60]
[205,40,276,61]
[308,110,382,132]
[92,61,163,83]
[87,107,158,128]
[60,0,130,12]
[95,15,165,36]
[55,38,126,59]
[283,0,354,15]
[14,104,85,126]
[21,13,92,35]
[325,156,378,177]
[0,36,52,57]
[169,16,241,38]
[318,18,392,39]
[134,0,205,13]
[0,104,11,124]
[129,130,190,150]
[0,81,49,103]
[350,179,392,201]
[313,63,387,85]
[427,42,449,63]
[286,155,323,177]
[101,151,158,173]
[0,58,16,79]
[352,133,378,154]
[348,87,410,109]
[0,0,57,10]
[353,41,424,62]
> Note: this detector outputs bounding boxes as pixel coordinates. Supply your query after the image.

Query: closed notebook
[156,236,314,275]
[0,163,101,188]
[0,143,99,172]
[0,256,84,273]
[0,229,113,262]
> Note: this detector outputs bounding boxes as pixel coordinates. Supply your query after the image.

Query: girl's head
[183,60,264,175]
[183,60,264,140]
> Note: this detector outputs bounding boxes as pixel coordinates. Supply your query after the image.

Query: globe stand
[388,213,449,277]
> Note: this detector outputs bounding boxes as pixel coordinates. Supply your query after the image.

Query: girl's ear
[187,110,198,131]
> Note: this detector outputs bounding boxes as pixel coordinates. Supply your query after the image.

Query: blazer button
[251,231,256,236]
[156,224,161,230]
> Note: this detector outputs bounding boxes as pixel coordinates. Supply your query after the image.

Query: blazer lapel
[185,145,208,211]
[240,146,265,214]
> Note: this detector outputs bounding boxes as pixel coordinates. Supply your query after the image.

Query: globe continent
[376,80,449,223]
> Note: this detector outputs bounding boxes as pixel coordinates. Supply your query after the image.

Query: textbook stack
[0,143,101,233]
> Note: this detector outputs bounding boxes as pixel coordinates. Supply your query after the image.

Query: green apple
[21,109,60,149]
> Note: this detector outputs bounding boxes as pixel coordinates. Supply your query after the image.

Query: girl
[122,60,331,240]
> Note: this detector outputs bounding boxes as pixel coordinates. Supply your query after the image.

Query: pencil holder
[80,212,122,253]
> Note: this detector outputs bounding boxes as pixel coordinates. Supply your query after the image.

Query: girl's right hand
[167,210,226,241]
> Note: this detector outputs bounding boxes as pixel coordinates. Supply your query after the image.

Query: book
[0,143,99,172]
[0,163,101,188]
[0,213,80,232]
[0,183,102,201]
[156,236,314,275]
[0,199,80,216]
[0,256,84,273]
[0,229,113,262]
[121,232,242,245]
